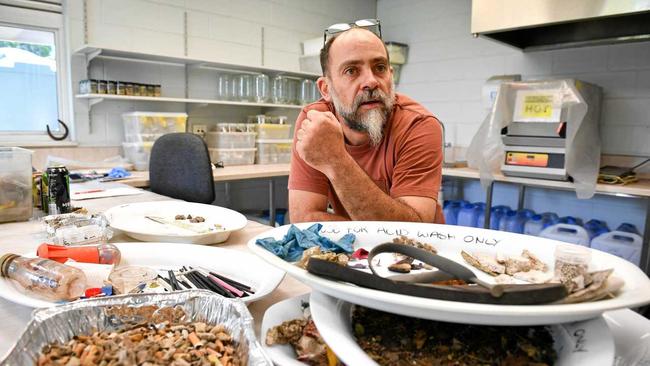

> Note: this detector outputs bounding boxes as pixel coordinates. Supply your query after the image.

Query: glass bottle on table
[0,254,87,301]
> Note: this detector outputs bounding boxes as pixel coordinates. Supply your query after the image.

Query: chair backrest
[149,133,215,204]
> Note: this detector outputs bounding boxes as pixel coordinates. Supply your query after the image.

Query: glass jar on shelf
[287,78,299,105]
[125,82,134,96]
[230,74,241,101]
[116,81,127,95]
[300,79,315,105]
[238,74,254,102]
[107,80,116,95]
[272,75,289,104]
[97,80,107,95]
[311,81,320,102]
[254,73,270,103]
[217,73,231,101]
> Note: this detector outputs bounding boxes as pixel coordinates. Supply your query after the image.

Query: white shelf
[73,45,321,78]
[75,94,305,109]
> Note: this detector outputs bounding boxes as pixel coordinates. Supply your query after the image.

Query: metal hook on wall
[46,120,69,141]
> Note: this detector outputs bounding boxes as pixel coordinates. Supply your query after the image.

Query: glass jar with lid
[107,80,116,95]
[116,81,127,95]
[97,80,107,95]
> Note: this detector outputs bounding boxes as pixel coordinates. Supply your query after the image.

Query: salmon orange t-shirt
[288,93,445,224]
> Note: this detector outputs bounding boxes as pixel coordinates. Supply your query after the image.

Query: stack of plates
[249,221,650,365]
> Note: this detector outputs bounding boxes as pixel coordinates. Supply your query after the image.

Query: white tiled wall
[66,0,376,146]
[378,0,650,157]
[379,0,649,233]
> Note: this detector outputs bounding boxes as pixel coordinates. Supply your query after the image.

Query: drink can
[41,166,71,214]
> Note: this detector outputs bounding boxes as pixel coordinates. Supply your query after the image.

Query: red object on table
[84,288,103,297]
[37,243,101,264]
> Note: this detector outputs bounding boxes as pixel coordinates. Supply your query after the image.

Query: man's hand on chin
[295,110,349,176]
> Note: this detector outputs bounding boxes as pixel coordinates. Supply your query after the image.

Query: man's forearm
[297,211,350,222]
[324,156,423,222]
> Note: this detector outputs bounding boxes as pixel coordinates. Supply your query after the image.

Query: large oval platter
[247,221,650,325]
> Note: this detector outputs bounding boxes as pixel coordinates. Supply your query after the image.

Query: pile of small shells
[37,321,241,366]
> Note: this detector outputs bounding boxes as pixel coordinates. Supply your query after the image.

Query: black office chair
[149,133,215,204]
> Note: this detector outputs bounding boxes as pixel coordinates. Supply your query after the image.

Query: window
[0,3,72,145]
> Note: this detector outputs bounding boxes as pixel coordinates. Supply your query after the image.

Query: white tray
[248,221,650,325]
[105,201,247,244]
[0,242,285,308]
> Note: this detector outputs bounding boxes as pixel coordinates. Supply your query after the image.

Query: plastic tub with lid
[122,112,187,143]
[122,142,154,171]
[256,124,293,140]
[591,231,643,266]
[0,147,33,223]
[204,132,256,149]
[255,139,292,164]
[208,148,256,166]
[539,223,590,246]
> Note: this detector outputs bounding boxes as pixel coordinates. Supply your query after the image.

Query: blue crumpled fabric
[256,223,355,262]
[107,167,131,178]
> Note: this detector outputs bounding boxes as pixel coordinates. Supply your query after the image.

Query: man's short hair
[319,29,390,76]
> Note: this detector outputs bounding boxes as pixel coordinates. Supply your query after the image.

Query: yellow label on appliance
[522,95,553,119]
[506,152,549,167]
[513,89,561,123]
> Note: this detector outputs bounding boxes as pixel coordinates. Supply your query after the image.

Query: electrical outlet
[192,124,207,135]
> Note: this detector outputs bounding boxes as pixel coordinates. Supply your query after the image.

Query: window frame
[0,4,74,146]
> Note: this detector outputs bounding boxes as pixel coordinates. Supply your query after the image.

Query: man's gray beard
[330,84,395,146]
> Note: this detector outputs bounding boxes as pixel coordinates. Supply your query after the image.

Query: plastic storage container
[122,112,187,143]
[541,212,559,229]
[204,132,256,149]
[591,231,643,266]
[216,123,256,133]
[256,124,293,139]
[0,147,33,223]
[585,219,610,241]
[122,142,154,171]
[457,203,479,228]
[502,210,529,233]
[208,148,256,166]
[539,223,590,246]
[478,206,508,230]
[443,201,462,225]
[524,215,544,236]
[256,139,292,164]
[617,223,640,235]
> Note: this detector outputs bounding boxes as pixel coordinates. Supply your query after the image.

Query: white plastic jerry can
[590,231,643,266]
[539,224,590,246]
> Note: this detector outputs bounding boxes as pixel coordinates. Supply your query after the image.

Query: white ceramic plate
[261,293,311,366]
[604,309,650,365]
[105,201,248,244]
[0,242,285,308]
[248,221,650,325]
[310,291,615,366]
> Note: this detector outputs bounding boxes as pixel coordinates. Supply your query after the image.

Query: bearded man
[288,20,444,224]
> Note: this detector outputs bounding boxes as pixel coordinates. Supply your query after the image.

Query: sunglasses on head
[323,19,382,45]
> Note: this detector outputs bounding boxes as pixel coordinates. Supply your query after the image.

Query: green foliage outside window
[0,41,52,57]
